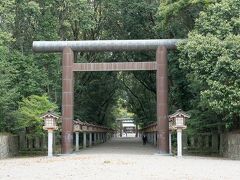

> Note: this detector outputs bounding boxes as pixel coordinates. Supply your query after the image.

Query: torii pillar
[62,47,74,154]
[156,46,169,154]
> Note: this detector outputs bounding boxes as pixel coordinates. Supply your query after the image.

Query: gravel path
[1,137,240,180]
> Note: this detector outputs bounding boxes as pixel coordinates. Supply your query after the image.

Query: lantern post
[41,111,60,157]
[169,109,190,157]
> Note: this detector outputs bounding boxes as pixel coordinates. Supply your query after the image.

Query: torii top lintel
[32,39,183,52]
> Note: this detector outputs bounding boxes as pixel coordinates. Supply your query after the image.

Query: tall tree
[0,48,19,132]
[15,94,58,137]
[178,0,240,132]
[157,0,215,38]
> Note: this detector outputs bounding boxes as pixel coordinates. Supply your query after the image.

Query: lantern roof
[40,111,60,119]
[169,109,190,119]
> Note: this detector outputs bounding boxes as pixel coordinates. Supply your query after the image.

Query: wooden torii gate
[33,39,182,154]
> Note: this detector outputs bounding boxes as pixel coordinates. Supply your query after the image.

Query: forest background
[0,0,239,138]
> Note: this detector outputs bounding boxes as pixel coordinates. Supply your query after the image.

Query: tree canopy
[0,0,239,136]
[178,0,240,132]
[15,94,58,137]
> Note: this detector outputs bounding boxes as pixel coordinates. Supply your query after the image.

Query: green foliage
[74,71,119,127]
[112,97,134,119]
[56,0,95,39]
[178,0,240,131]
[195,0,240,38]
[13,0,41,52]
[15,94,58,136]
[157,0,215,38]
[100,0,158,39]
[1,0,239,137]
[168,51,194,113]
[0,47,19,132]
[119,72,156,127]
[0,0,15,45]
[9,52,49,97]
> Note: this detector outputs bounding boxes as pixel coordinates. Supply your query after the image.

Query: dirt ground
[1,137,240,180]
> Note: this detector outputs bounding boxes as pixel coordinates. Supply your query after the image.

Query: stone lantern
[169,109,190,157]
[41,111,60,157]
